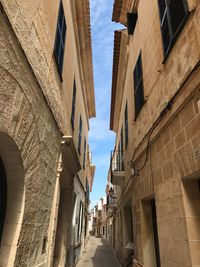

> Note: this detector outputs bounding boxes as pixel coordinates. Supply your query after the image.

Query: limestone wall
[112,1,200,267]
[0,9,61,267]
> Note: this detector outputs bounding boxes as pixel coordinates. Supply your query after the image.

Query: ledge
[61,136,81,175]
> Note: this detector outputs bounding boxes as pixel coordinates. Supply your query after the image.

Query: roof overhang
[110,30,122,131]
[75,0,96,118]
[89,164,96,192]
[112,0,135,26]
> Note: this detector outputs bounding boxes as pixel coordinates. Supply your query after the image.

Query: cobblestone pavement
[76,237,121,267]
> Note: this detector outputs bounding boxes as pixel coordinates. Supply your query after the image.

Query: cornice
[75,0,96,118]
[112,0,135,26]
[110,30,122,131]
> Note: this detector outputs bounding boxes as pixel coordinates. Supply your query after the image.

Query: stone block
[185,115,200,140]
[171,116,182,138]
[186,217,200,240]
[175,130,186,149]
[181,100,195,127]
[163,161,175,181]
[189,240,200,265]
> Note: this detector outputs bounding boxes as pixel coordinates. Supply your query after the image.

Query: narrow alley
[76,237,121,267]
[0,0,200,267]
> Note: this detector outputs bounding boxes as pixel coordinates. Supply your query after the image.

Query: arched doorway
[0,132,25,267]
[0,157,7,243]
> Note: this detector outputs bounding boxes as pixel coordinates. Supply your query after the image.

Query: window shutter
[157,0,189,56]
[169,1,187,34]
[54,1,67,76]
[78,116,82,154]
[127,12,138,35]
[83,138,86,169]
[71,80,76,130]
[133,53,144,118]
[125,104,128,148]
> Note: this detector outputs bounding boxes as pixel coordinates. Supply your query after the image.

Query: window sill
[162,12,191,64]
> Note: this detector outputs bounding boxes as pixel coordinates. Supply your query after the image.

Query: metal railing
[110,150,125,172]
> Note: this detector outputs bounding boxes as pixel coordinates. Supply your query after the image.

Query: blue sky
[89,0,123,207]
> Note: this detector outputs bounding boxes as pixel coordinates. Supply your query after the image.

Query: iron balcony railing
[110,150,125,172]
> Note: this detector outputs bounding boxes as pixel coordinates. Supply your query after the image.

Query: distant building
[0,0,95,267]
[109,0,200,267]
[90,197,107,238]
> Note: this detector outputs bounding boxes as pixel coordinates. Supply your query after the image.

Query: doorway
[141,198,161,267]
[0,133,25,267]
[124,204,133,244]
[182,179,200,266]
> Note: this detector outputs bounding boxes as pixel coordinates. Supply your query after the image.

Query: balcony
[110,150,125,186]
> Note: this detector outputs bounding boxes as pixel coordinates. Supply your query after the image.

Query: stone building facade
[109,0,200,267]
[90,197,107,238]
[0,0,95,267]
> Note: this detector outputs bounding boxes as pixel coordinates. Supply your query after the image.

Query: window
[117,143,123,171]
[117,127,124,171]
[133,53,144,118]
[158,0,189,56]
[71,80,76,130]
[54,0,67,76]
[151,199,161,267]
[78,116,82,154]
[86,178,90,203]
[124,205,134,243]
[125,103,129,148]
[83,138,87,169]
[120,127,124,153]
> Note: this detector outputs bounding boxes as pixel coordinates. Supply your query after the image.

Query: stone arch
[0,132,25,267]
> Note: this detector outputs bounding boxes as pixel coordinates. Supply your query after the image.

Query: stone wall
[114,0,200,155]
[0,8,61,267]
[111,1,200,267]
[132,88,200,266]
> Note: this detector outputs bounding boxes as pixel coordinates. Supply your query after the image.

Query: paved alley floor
[76,237,121,267]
